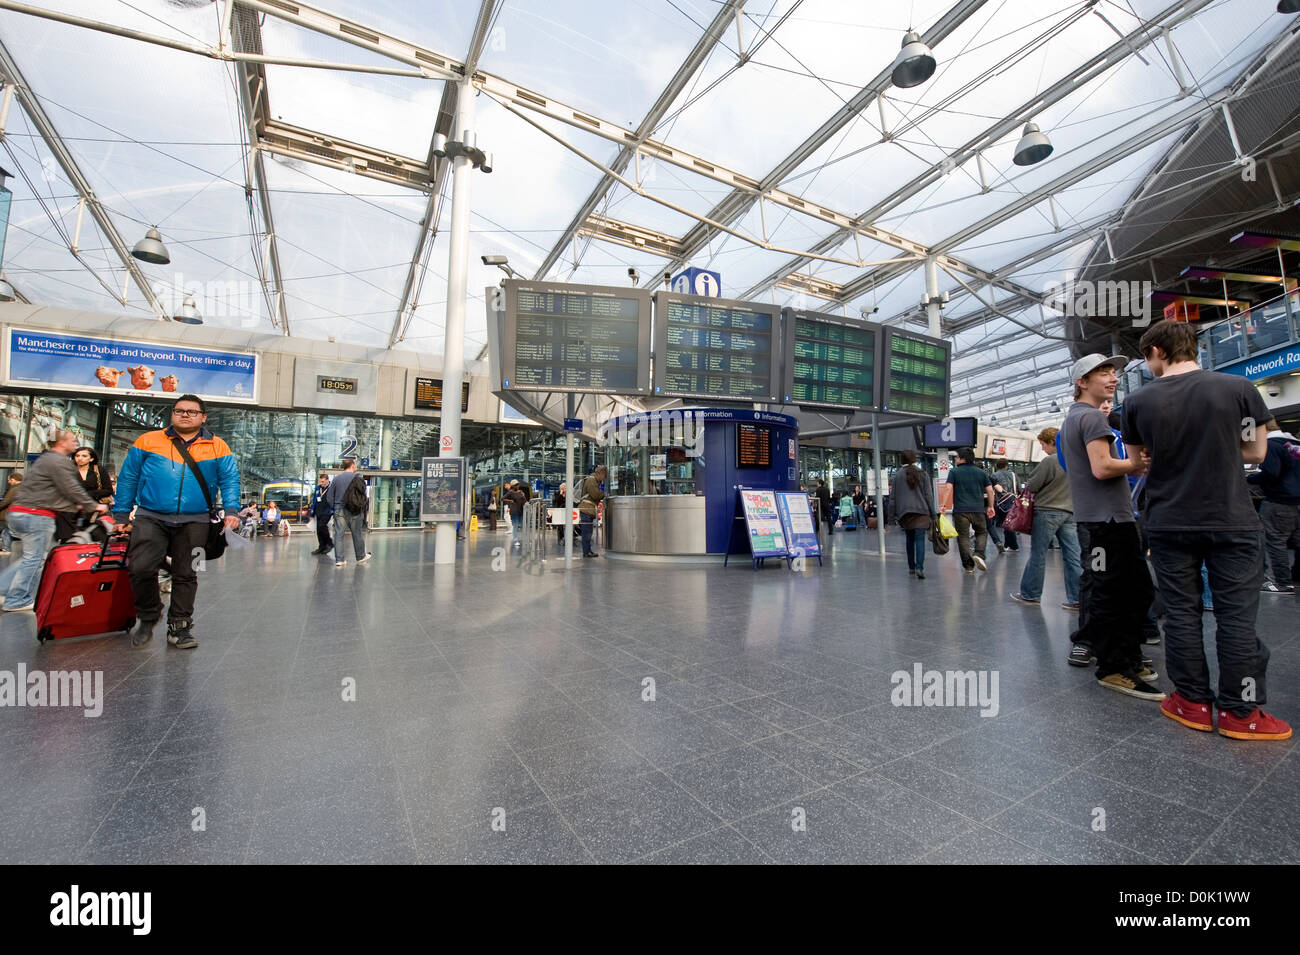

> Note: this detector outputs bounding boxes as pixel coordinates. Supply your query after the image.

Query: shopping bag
[1003,490,1035,535]
[938,513,958,539]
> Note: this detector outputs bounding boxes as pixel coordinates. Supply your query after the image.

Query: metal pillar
[872,415,885,557]
[925,256,942,337]
[435,79,475,564]
[1279,248,1297,342]
[564,395,575,569]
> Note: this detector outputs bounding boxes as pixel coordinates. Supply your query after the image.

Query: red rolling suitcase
[34,533,135,644]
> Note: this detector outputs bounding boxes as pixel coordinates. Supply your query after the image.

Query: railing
[1196,285,1299,369]
[519,498,547,562]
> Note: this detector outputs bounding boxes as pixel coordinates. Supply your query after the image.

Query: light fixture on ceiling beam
[172,295,202,325]
[891,31,937,89]
[1013,123,1053,166]
[131,227,170,265]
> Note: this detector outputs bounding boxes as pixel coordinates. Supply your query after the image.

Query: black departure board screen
[881,328,951,417]
[736,423,772,468]
[652,292,781,402]
[413,376,469,413]
[501,280,651,394]
[781,309,881,410]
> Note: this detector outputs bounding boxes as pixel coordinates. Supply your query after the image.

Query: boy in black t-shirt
[1122,321,1291,741]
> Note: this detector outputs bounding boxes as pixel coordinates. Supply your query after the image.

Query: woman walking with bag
[1010,427,1082,607]
[889,450,936,579]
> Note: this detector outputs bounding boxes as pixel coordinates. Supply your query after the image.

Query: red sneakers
[1161,692,1213,732]
[1217,708,1293,741]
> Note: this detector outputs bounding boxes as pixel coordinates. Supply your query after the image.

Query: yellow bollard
[469,514,478,532]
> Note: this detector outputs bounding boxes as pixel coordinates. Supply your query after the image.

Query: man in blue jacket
[1248,427,1300,595]
[113,395,241,650]
[308,473,334,555]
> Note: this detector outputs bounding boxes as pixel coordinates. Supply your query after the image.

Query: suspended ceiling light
[989,415,998,426]
[1013,122,1054,166]
[172,295,202,325]
[1279,0,1300,13]
[891,31,936,89]
[1049,400,1060,413]
[1019,420,1028,431]
[131,227,170,265]
[0,278,15,302]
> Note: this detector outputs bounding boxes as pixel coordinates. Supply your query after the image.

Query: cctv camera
[860,306,878,317]
[480,152,493,174]
[482,254,507,266]
[628,268,639,279]
[1265,384,1282,398]
[431,133,448,159]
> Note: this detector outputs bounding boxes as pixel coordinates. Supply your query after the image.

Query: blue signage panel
[3,328,258,404]
[1216,341,1300,381]
[564,417,582,432]
[670,268,721,297]
[776,491,820,558]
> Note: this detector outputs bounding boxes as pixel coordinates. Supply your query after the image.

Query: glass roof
[0,0,1293,421]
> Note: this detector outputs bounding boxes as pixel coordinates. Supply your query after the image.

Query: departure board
[413,376,469,413]
[736,423,772,468]
[652,291,781,402]
[781,308,881,410]
[881,328,951,418]
[501,280,651,394]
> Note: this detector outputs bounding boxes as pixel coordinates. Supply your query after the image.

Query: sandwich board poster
[739,488,788,558]
[420,456,466,522]
[3,328,258,404]
[776,491,820,558]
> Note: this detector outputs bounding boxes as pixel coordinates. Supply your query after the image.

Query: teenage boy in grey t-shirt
[1059,354,1159,701]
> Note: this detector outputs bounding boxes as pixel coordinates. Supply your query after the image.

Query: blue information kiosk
[601,409,804,559]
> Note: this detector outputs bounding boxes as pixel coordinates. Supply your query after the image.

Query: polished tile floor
[0,525,1295,864]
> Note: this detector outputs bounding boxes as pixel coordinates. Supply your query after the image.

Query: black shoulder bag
[169,435,228,561]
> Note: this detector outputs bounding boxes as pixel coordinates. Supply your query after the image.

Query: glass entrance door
[318,470,424,529]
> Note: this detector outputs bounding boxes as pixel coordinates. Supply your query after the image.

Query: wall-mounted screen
[736,423,772,468]
[652,292,781,402]
[501,280,651,394]
[781,308,881,410]
[922,416,976,448]
[881,328,951,418]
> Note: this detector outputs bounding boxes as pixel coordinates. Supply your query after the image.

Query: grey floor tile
[919,825,1059,864]
[750,732,863,786]
[663,745,822,821]
[985,803,1154,864]
[873,756,1015,821]
[516,733,656,799]
[733,791,928,864]
[640,826,772,864]
[418,803,594,864]
[831,772,976,847]
[553,771,722,863]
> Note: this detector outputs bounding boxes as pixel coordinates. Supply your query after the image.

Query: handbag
[930,523,950,555]
[994,490,1015,515]
[1003,490,1035,535]
[169,435,228,561]
[938,513,958,539]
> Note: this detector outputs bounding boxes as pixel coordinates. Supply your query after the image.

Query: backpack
[342,474,368,515]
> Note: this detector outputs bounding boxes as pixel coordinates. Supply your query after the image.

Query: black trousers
[315,513,333,551]
[1075,520,1151,676]
[1147,528,1270,716]
[127,517,209,623]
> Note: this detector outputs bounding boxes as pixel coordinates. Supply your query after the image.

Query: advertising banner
[420,456,466,522]
[738,488,788,558]
[3,328,258,404]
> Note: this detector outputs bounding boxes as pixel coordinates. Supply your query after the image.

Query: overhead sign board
[652,291,781,402]
[500,280,651,394]
[412,376,470,412]
[880,328,951,418]
[782,308,881,410]
[3,327,258,404]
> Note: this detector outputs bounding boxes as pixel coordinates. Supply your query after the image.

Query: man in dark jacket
[308,473,333,556]
[815,479,832,535]
[503,480,527,546]
[1,430,107,612]
[577,466,606,558]
[325,459,370,567]
[1248,427,1300,595]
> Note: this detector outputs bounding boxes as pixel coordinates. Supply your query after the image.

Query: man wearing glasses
[112,394,241,650]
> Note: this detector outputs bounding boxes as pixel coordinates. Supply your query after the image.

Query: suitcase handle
[90,530,129,572]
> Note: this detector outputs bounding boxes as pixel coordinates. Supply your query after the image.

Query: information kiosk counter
[600,408,800,558]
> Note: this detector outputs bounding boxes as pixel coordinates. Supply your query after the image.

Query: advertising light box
[652,291,781,402]
[781,308,881,410]
[500,280,651,395]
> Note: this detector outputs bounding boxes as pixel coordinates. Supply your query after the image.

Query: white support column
[565,395,575,569]
[872,415,885,558]
[434,78,476,565]
[924,255,941,337]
